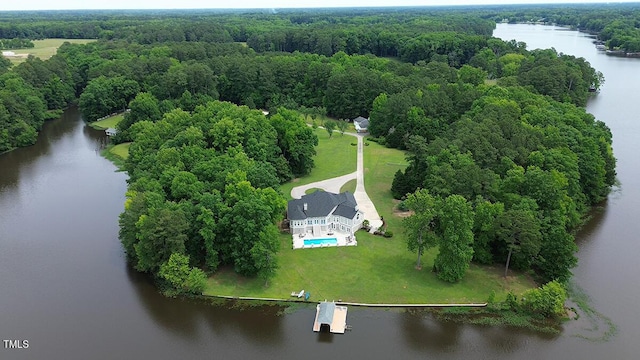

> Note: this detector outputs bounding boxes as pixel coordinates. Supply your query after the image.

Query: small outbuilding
[1,51,16,57]
[353,116,369,133]
[313,301,348,334]
[105,128,118,136]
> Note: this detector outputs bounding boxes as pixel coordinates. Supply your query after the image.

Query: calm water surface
[1,24,639,359]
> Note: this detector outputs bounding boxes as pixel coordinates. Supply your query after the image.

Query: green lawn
[109,142,130,159]
[4,38,96,65]
[89,114,124,130]
[340,179,357,193]
[280,128,357,199]
[363,139,409,231]
[205,230,533,303]
[102,142,130,169]
[205,134,536,304]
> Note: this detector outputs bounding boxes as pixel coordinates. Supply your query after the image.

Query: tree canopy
[0,5,620,290]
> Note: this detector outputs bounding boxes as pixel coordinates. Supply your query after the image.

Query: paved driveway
[290,132,383,232]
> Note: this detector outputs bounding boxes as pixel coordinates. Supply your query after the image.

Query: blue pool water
[303,238,338,246]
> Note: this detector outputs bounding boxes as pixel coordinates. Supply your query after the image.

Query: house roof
[317,302,336,325]
[353,116,367,123]
[287,190,358,220]
[353,116,369,128]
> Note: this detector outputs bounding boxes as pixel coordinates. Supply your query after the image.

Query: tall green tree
[403,189,439,269]
[433,195,475,282]
[336,119,348,135]
[134,203,189,273]
[324,120,336,138]
[250,224,280,285]
[472,198,504,265]
[158,253,207,296]
[270,108,318,177]
[496,208,542,277]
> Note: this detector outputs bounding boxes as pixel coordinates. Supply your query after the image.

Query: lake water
[1,23,639,359]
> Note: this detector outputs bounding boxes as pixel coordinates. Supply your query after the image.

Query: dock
[313,301,348,334]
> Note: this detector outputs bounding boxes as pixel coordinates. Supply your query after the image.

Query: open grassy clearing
[205,133,536,303]
[89,114,124,130]
[109,142,130,160]
[4,38,95,64]
[204,230,533,303]
[280,128,357,199]
[101,142,130,170]
[362,139,409,232]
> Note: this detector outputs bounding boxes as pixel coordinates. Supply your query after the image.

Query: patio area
[292,231,357,249]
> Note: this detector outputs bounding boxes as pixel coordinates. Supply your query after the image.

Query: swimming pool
[303,238,338,246]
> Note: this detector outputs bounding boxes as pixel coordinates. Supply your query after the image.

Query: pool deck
[292,232,357,249]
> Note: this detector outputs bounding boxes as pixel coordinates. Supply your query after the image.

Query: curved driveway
[290,132,383,232]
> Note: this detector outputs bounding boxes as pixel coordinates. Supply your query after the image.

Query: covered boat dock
[313,301,348,334]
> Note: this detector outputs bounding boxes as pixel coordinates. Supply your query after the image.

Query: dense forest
[0,5,622,292]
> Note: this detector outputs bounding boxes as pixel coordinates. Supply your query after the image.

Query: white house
[105,128,118,136]
[2,51,16,57]
[353,116,369,133]
[287,190,364,236]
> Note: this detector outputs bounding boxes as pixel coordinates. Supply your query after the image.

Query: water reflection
[127,265,285,345]
[574,200,608,247]
[202,302,285,346]
[401,309,462,351]
[316,332,334,343]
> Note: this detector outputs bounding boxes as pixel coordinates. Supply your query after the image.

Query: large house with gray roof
[287,190,364,236]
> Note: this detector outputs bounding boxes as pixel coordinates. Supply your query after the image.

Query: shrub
[397,200,409,211]
[487,290,496,305]
[383,230,393,238]
[366,136,385,145]
[505,292,518,310]
[520,280,567,318]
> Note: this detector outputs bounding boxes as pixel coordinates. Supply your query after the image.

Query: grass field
[89,114,124,130]
[109,142,130,159]
[205,229,534,303]
[362,140,409,231]
[340,179,357,193]
[205,132,536,303]
[280,128,357,199]
[4,39,95,64]
[101,142,130,169]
